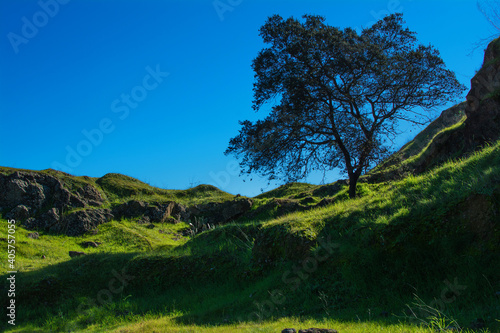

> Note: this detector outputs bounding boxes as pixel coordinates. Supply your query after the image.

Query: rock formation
[465,37,500,145]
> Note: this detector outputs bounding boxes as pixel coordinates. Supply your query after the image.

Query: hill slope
[1,38,500,333]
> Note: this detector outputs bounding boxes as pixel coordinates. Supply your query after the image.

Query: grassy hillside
[1,135,498,332]
[0,167,234,207]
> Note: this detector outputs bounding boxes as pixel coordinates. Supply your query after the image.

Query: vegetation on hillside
[1,133,498,332]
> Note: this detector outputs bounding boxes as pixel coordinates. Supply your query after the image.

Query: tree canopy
[225,13,466,198]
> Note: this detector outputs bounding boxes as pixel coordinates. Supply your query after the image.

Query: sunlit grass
[1,140,498,333]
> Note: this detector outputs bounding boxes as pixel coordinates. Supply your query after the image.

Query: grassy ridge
[0,167,234,208]
[1,140,498,332]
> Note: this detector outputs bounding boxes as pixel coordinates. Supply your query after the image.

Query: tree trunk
[348,173,361,199]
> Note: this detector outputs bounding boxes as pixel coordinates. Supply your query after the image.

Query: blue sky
[0,0,496,196]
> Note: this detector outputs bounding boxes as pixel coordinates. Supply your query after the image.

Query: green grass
[368,103,466,179]
[256,182,320,199]
[1,134,499,332]
[97,173,235,205]
[0,167,236,213]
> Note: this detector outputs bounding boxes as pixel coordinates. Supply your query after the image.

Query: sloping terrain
[1,38,499,333]
[1,139,498,332]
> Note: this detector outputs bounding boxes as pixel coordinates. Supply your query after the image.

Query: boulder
[27,232,39,239]
[113,200,171,222]
[0,171,106,220]
[80,241,101,248]
[136,216,151,224]
[282,329,297,333]
[163,217,180,224]
[6,205,30,222]
[24,208,60,231]
[61,209,113,236]
[220,198,253,222]
[171,202,190,221]
[147,205,169,223]
[464,38,500,145]
[77,184,105,206]
[69,251,86,258]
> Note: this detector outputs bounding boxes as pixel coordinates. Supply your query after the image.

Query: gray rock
[6,205,30,222]
[147,205,169,223]
[163,217,179,224]
[80,241,101,248]
[24,208,60,231]
[27,232,39,239]
[282,329,297,333]
[77,184,105,206]
[112,200,148,219]
[0,171,105,220]
[69,251,86,258]
[187,198,254,225]
[62,209,113,236]
[137,216,151,224]
[465,38,500,145]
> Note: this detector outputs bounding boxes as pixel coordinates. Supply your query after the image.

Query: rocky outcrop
[112,200,185,223]
[24,207,113,236]
[381,38,500,176]
[188,198,253,225]
[0,171,105,221]
[77,184,105,207]
[62,209,113,236]
[1,169,252,237]
[112,198,253,226]
[465,37,500,145]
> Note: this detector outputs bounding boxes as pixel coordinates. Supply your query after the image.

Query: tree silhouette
[226,13,466,198]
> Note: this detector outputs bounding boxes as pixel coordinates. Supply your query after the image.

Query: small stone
[27,232,39,239]
[282,329,297,333]
[69,251,86,258]
[80,241,99,248]
[146,224,155,229]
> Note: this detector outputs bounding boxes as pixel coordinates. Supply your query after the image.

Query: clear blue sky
[0,0,496,196]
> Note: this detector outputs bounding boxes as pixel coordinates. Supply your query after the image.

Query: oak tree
[226,13,466,198]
